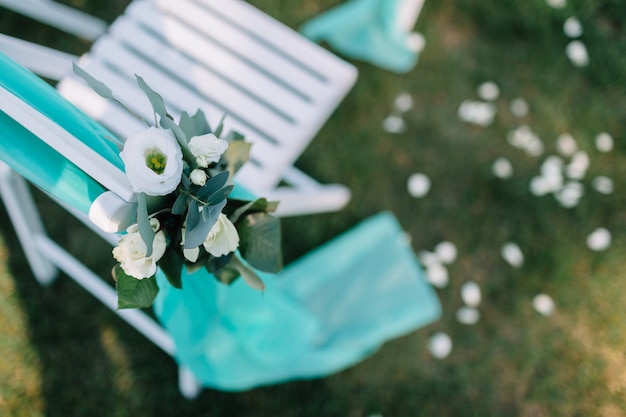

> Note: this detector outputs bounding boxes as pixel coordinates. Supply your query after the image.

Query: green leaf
[196,171,230,202]
[230,197,277,223]
[224,130,245,141]
[159,116,194,162]
[237,212,283,273]
[205,185,233,206]
[136,75,167,118]
[212,264,240,286]
[214,114,226,137]
[229,254,265,291]
[185,199,226,249]
[179,109,210,139]
[114,266,159,309]
[223,140,252,177]
[72,63,115,100]
[137,193,155,257]
[185,199,200,232]
[172,193,188,216]
[158,246,183,289]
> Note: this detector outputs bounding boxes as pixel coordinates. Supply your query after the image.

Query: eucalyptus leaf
[136,75,167,117]
[229,255,265,291]
[224,130,245,142]
[205,185,233,206]
[159,116,194,161]
[238,212,283,273]
[72,63,115,100]
[114,266,159,309]
[185,199,200,233]
[230,198,276,223]
[137,193,155,257]
[196,171,230,201]
[214,114,226,137]
[172,193,188,216]
[180,109,211,139]
[212,264,240,286]
[184,200,226,249]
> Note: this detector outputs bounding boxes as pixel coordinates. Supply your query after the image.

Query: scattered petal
[428,332,453,359]
[458,100,496,126]
[592,176,614,195]
[382,115,406,134]
[461,281,482,307]
[407,173,431,198]
[530,176,555,196]
[456,307,481,325]
[586,228,611,251]
[477,81,500,101]
[507,125,544,156]
[595,132,614,152]
[563,17,583,38]
[546,0,566,8]
[394,92,414,113]
[406,32,426,53]
[533,294,556,316]
[565,151,589,180]
[501,242,524,268]
[434,241,458,264]
[510,98,529,118]
[426,263,449,288]
[556,133,578,157]
[418,250,441,268]
[555,181,584,208]
[492,157,513,179]
[565,41,589,67]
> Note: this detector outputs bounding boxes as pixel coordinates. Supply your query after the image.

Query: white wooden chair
[0,0,357,217]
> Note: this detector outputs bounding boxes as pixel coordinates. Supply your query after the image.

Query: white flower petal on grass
[406,32,426,53]
[586,228,611,251]
[456,307,481,325]
[407,173,431,198]
[595,132,614,152]
[458,100,496,126]
[592,176,614,195]
[555,181,584,208]
[428,332,452,359]
[394,92,414,113]
[533,294,556,316]
[120,127,184,196]
[435,241,458,264]
[501,242,524,268]
[477,81,500,101]
[492,157,513,179]
[530,175,562,196]
[510,98,529,118]
[556,133,578,157]
[546,0,566,8]
[507,125,544,156]
[563,17,583,38]
[565,151,589,180]
[426,263,449,288]
[419,250,440,268]
[565,41,589,67]
[461,281,482,307]
[382,115,406,134]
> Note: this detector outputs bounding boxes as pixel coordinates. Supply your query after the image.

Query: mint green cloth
[0,52,122,214]
[153,212,441,391]
[300,0,420,73]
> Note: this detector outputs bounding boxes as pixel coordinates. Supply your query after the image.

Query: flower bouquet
[73,64,282,309]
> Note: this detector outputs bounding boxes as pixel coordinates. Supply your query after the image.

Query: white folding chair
[0,0,358,217]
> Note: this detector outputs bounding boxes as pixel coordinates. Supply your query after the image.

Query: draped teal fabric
[300,0,421,73]
[0,52,122,214]
[153,212,441,391]
[0,52,441,391]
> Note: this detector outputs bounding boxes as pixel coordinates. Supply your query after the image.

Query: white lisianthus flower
[113,218,166,279]
[203,213,239,257]
[189,168,208,186]
[188,133,228,168]
[120,127,184,196]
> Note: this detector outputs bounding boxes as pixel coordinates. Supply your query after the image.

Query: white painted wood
[0,34,74,80]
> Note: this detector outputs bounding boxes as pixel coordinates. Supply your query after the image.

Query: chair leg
[0,162,58,285]
[178,365,202,399]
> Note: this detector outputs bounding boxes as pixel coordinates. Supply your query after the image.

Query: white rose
[203,213,239,257]
[189,169,208,186]
[188,133,228,168]
[120,127,184,196]
[113,218,166,279]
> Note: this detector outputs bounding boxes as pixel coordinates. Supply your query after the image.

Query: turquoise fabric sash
[153,212,441,391]
[0,52,122,214]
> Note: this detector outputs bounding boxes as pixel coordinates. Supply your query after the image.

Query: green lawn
[1,0,626,416]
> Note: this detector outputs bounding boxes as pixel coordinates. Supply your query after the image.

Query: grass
[1,0,626,415]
